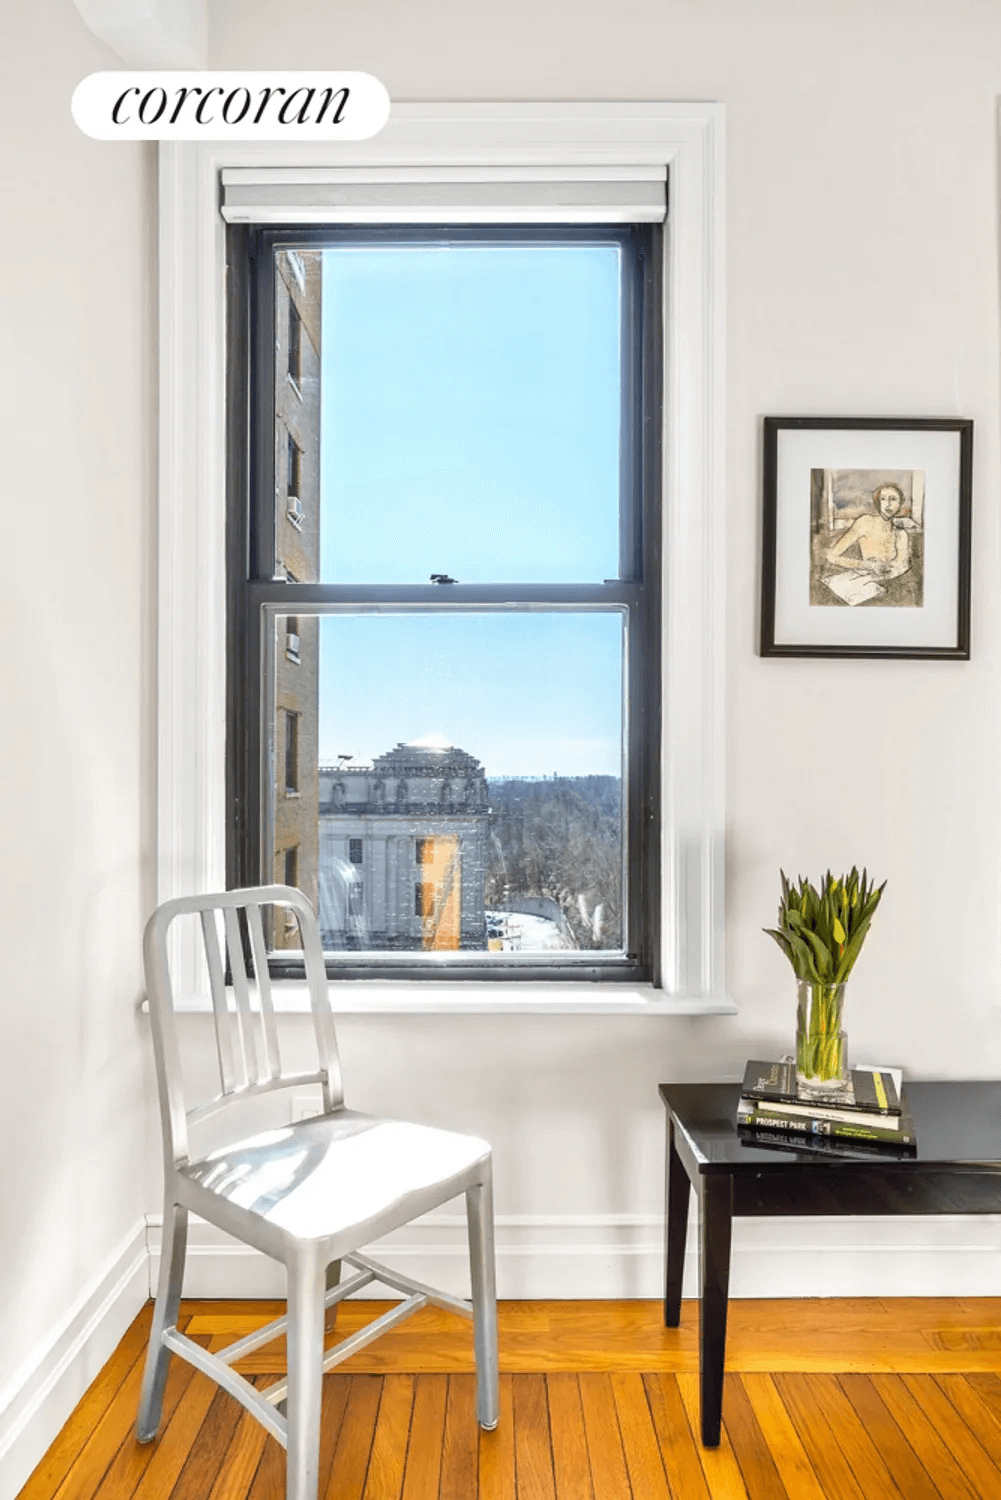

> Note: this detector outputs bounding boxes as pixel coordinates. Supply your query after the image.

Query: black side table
[660,1080,1001,1446]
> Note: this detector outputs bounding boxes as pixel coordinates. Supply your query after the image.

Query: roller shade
[220,165,667,225]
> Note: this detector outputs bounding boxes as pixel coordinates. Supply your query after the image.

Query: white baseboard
[148,1210,1001,1301]
[0,1219,150,1500]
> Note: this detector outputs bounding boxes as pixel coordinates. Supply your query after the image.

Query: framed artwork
[760,417,973,659]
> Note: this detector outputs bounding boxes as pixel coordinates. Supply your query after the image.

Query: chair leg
[137,1201,188,1441]
[467,1169,499,1430]
[285,1253,326,1500]
[279,1260,338,1421]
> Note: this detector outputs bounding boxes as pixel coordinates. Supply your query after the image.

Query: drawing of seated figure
[821,482,922,608]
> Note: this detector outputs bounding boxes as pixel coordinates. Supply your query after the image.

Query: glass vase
[795,980,849,1096]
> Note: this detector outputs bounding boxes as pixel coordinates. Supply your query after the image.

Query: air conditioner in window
[285,632,301,663]
[286,495,304,527]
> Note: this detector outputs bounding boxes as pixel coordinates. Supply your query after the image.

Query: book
[737,1125,918,1161]
[741,1059,902,1116]
[744,1097,906,1131]
[736,1098,916,1146]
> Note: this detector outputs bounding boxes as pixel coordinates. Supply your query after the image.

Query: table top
[659,1081,1001,1174]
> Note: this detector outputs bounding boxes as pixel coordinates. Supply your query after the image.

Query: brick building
[272,249,321,943]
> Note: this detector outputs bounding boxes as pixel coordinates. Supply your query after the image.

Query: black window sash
[227,221,662,983]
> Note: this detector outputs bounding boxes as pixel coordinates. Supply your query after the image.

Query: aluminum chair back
[144,885,343,1170]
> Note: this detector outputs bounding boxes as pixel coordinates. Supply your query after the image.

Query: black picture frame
[760,416,973,659]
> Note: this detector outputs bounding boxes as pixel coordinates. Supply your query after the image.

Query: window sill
[142,981,737,1017]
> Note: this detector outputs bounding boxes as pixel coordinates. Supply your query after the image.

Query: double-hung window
[228,204,662,981]
[159,105,729,1011]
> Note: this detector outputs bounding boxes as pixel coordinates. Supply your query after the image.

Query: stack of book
[737,1059,916,1156]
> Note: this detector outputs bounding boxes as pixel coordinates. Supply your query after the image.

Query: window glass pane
[270,611,625,958]
[274,240,624,585]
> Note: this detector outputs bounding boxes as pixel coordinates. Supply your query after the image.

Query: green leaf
[800,927,834,979]
[785,929,821,983]
[764,928,796,968]
[834,916,873,983]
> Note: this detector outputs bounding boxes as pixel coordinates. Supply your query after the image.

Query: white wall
[0,0,156,1479]
[4,0,1001,1480]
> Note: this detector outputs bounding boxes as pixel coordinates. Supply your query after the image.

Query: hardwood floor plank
[772,1374,865,1500]
[400,1375,447,1500]
[125,1370,222,1500]
[834,1375,942,1500]
[49,1345,151,1500]
[180,1300,286,1319]
[245,1425,283,1500]
[961,1372,1001,1426]
[738,1375,825,1500]
[181,1298,1001,1375]
[249,1376,345,1500]
[512,1373,555,1500]
[478,1374,515,1500]
[361,1375,414,1500]
[546,1374,593,1500]
[168,1384,249,1500]
[323,1375,382,1500]
[882,1297,970,1318]
[720,1376,787,1500]
[316,1379,353,1500]
[439,1374,478,1500]
[17,1306,153,1500]
[934,1373,1001,1470]
[869,1375,978,1500]
[89,1348,196,1499]
[642,1374,711,1500]
[800,1372,909,1500]
[578,1373,631,1500]
[204,1408,268,1500]
[184,1297,1001,1375]
[676,1374,750,1500]
[901,1372,1001,1497]
[609,1372,671,1500]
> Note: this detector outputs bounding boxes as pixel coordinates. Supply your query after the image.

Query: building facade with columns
[317,742,489,952]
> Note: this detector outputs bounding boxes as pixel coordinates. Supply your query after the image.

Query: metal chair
[137,885,498,1500]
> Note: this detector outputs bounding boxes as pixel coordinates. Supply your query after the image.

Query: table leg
[664,1116,691,1327]
[698,1171,733,1447]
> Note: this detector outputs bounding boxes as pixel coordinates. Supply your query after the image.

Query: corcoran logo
[72,71,390,141]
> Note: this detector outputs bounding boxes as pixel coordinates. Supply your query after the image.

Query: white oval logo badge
[72,72,390,141]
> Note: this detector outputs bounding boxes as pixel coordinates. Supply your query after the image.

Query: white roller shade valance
[220,165,667,224]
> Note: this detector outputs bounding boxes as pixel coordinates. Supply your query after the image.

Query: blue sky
[315,611,624,776]
[316,242,624,776]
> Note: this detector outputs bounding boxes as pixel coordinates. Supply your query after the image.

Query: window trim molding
[157,102,732,1014]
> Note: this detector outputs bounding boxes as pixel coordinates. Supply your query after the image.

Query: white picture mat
[773,427,962,649]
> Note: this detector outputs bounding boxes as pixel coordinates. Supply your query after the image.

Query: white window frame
[157,101,731,1015]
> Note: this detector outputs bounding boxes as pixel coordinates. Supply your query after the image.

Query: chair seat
[180,1108,490,1258]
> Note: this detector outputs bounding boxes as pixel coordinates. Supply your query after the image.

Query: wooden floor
[20,1298,1001,1499]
